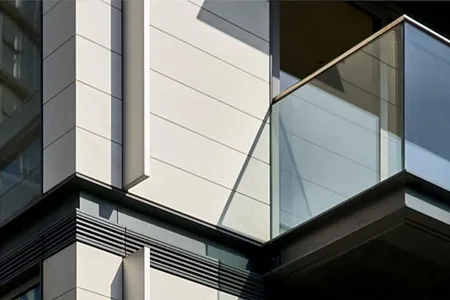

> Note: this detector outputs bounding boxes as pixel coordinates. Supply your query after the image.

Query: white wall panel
[76,128,122,188]
[76,35,122,99]
[150,27,269,121]
[42,0,271,241]
[76,81,122,144]
[221,193,269,241]
[76,0,122,53]
[151,268,244,300]
[131,0,271,241]
[150,115,269,203]
[76,243,123,300]
[43,243,76,300]
[122,0,150,189]
[43,243,123,300]
[43,129,76,193]
[150,71,269,163]
[130,158,229,225]
[130,158,268,241]
[43,0,123,191]
[189,0,270,41]
[150,0,269,81]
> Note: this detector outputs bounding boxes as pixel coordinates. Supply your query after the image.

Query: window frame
[0,277,40,300]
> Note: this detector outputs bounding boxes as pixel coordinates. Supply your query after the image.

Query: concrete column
[42,0,123,192]
[43,242,123,300]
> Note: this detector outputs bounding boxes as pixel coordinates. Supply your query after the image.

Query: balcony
[268,15,450,295]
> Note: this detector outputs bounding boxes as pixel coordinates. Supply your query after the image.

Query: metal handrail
[272,15,450,104]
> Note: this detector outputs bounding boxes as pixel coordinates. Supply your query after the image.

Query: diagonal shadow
[217,109,270,228]
[193,0,269,54]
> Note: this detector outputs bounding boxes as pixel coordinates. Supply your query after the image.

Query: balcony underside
[265,171,450,296]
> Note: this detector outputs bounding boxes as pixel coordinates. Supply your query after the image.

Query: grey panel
[122,0,150,189]
[79,192,118,222]
[118,206,207,256]
[404,22,450,192]
[117,206,251,270]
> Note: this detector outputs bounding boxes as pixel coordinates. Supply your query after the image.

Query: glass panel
[2,42,19,78]
[8,0,42,27]
[404,22,450,191]
[13,286,41,300]
[20,33,38,91]
[0,7,41,224]
[279,1,378,94]
[1,85,20,122]
[1,13,39,91]
[271,24,404,235]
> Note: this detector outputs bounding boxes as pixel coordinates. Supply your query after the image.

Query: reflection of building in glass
[12,286,40,300]
[0,1,41,224]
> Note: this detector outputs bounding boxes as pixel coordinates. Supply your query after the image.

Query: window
[1,13,38,92]
[0,2,42,224]
[0,85,21,124]
[0,282,40,300]
[12,286,40,300]
[6,0,41,27]
[0,138,41,195]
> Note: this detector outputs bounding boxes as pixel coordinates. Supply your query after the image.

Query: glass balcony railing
[271,15,450,236]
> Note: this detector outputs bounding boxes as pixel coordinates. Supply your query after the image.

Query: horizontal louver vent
[0,210,266,300]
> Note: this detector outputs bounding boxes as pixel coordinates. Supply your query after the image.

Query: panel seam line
[151,112,269,165]
[150,25,269,83]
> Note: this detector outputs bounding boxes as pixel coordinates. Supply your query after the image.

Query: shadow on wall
[195,0,269,53]
[194,0,271,241]
[217,109,270,241]
[110,1,122,188]
[111,262,123,300]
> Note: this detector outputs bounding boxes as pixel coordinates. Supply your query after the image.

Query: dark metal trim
[272,15,407,103]
[264,171,407,251]
[401,21,406,171]
[0,173,262,254]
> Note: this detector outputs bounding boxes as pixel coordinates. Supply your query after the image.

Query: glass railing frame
[270,14,450,238]
[272,15,450,104]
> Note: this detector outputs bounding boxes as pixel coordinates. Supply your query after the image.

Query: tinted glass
[0,1,41,224]
[13,286,41,300]
[272,24,404,235]
[404,22,450,190]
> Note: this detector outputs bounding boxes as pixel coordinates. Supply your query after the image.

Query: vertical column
[43,242,123,300]
[122,0,151,190]
[123,247,151,300]
[379,57,389,181]
[270,0,281,238]
[43,0,76,193]
[74,0,123,188]
[43,0,123,192]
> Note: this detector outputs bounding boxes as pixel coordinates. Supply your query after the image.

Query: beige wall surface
[43,0,123,192]
[42,0,270,241]
[130,0,271,241]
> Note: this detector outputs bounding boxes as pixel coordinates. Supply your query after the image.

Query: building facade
[2,1,450,299]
